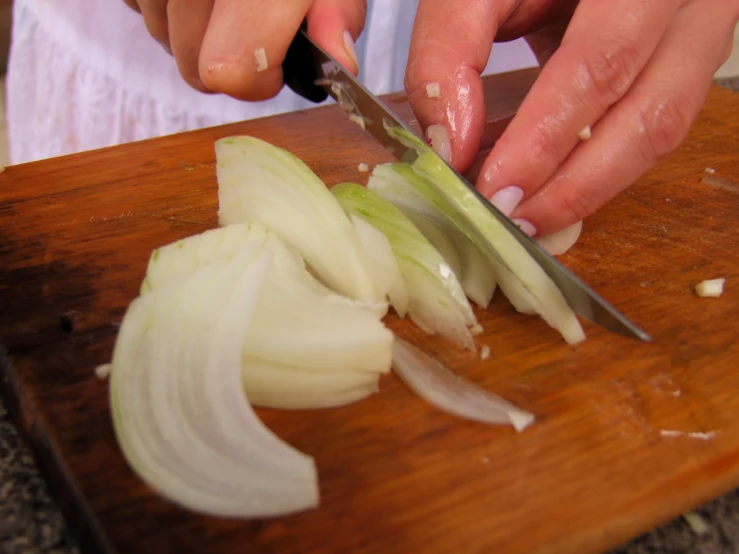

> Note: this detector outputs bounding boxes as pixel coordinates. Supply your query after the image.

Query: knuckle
[576,41,640,104]
[638,95,694,163]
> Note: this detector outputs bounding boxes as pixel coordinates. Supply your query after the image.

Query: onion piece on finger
[391,338,535,432]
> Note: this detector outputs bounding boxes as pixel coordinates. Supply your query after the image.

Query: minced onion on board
[695,278,725,298]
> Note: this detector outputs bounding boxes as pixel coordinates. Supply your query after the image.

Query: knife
[282,27,651,343]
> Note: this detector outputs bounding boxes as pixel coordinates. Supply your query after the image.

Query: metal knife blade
[288,28,651,342]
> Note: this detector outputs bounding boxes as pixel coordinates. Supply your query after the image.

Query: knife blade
[283,28,651,343]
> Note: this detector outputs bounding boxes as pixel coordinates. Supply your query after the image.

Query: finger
[136,0,171,54]
[199,0,313,101]
[307,0,367,76]
[512,0,738,236]
[476,0,685,217]
[167,0,216,93]
[405,0,519,171]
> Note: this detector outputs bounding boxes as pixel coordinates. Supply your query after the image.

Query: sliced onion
[391,338,535,432]
[110,245,319,517]
[536,220,583,256]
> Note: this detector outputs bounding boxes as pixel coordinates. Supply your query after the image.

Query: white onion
[254,48,268,72]
[95,363,112,379]
[425,82,441,98]
[348,113,366,130]
[110,245,320,517]
[391,338,534,432]
[480,345,491,360]
[695,278,725,298]
[357,162,369,172]
[578,126,592,140]
[536,220,583,256]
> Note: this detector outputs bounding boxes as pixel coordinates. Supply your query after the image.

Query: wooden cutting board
[1,68,738,554]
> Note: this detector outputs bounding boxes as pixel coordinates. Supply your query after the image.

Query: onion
[704,167,716,175]
[332,183,477,350]
[391,338,534,432]
[695,278,725,298]
[348,113,366,130]
[95,363,111,379]
[536,220,583,256]
[357,162,369,172]
[480,345,491,360]
[425,82,441,98]
[578,126,592,140]
[254,48,268,72]
[110,244,320,517]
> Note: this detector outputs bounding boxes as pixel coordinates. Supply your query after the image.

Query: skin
[405,0,739,236]
[121,0,367,99]
[126,0,739,237]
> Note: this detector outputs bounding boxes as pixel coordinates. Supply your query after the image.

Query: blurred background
[0,2,734,169]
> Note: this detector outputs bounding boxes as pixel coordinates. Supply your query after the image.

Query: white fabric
[6,0,537,165]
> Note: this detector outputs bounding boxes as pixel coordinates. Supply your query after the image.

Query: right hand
[122,0,367,101]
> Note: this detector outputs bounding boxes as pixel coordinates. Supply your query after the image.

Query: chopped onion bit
[95,363,112,379]
[391,338,534,432]
[578,126,592,140]
[357,162,370,173]
[254,47,268,72]
[425,82,441,98]
[480,345,491,360]
[695,278,725,298]
[470,323,483,336]
[704,167,716,175]
[348,113,366,130]
[683,511,710,536]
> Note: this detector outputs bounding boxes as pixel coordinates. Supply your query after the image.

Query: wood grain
[1,68,738,554]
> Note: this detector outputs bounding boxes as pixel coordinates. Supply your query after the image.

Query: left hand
[404,0,739,237]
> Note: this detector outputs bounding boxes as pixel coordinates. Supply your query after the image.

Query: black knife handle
[282,20,329,104]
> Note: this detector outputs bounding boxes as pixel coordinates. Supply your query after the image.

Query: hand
[122,0,366,101]
[405,0,739,237]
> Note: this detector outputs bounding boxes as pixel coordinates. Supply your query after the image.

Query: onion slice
[391,338,535,432]
[536,220,583,256]
[110,244,319,517]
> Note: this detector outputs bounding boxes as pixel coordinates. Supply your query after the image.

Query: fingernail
[488,186,524,217]
[425,124,452,163]
[512,218,537,237]
[343,30,359,70]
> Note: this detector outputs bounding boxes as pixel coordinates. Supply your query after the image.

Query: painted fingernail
[488,186,524,217]
[425,124,452,163]
[343,30,359,70]
[512,218,537,237]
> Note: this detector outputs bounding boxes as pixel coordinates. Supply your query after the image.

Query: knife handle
[282,20,329,104]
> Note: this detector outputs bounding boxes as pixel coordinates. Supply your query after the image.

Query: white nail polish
[343,30,359,69]
[488,186,524,217]
[512,218,537,237]
[425,124,451,163]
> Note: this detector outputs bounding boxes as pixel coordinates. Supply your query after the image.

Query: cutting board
[1,68,738,554]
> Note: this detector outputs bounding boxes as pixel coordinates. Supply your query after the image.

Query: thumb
[307,0,367,76]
